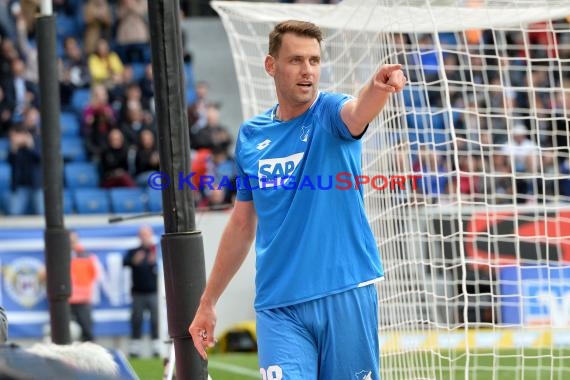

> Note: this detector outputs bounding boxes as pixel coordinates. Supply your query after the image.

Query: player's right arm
[189,199,257,359]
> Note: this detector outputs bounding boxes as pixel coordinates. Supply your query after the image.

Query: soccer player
[189,20,406,379]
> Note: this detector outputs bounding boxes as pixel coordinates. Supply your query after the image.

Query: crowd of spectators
[0,1,569,215]
[0,0,237,215]
[390,19,570,205]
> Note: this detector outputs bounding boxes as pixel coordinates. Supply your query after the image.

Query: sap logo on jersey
[258,152,304,188]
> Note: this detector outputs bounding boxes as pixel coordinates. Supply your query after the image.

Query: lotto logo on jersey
[258,152,304,188]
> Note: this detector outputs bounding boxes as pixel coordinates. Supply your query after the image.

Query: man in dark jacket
[123,225,160,358]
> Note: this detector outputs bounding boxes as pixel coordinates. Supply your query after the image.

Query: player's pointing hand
[374,63,407,93]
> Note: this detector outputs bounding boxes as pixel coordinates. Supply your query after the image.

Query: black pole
[37,13,71,345]
[147,1,208,379]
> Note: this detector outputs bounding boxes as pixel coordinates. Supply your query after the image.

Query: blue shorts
[256,284,379,380]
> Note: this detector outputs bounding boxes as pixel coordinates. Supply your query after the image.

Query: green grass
[129,353,259,380]
[382,349,570,380]
[129,350,570,379]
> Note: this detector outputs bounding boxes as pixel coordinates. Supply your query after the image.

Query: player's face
[268,33,321,109]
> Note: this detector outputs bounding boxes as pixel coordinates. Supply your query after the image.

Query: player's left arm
[341,64,407,137]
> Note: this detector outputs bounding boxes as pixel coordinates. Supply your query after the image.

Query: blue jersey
[235,91,384,310]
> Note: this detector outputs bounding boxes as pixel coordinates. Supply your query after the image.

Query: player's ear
[264,55,275,77]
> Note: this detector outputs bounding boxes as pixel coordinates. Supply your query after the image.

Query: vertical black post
[147,1,208,379]
[36,13,71,344]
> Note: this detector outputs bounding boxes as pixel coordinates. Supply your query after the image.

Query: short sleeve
[234,132,253,202]
[319,92,359,141]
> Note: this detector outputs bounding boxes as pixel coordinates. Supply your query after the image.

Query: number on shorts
[260,365,283,380]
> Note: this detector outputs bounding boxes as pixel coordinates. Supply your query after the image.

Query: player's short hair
[268,20,323,57]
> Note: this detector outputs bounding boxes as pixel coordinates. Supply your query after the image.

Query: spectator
[100,128,136,188]
[82,83,116,160]
[116,82,142,122]
[187,81,210,132]
[83,0,113,55]
[88,38,124,89]
[134,128,160,187]
[119,100,153,147]
[0,38,19,77]
[501,123,539,173]
[1,57,39,123]
[190,103,232,151]
[415,148,449,203]
[552,86,570,158]
[0,86,12,136]
[59,37,91,107]
[14,7,38,83]
[69,231,99,342]
[115,0,150,63]
[7,123,43,215]
[204,142,238,207]
[19,0,39,36]
[0,0,17,40]
[486,151,514,204]
[138,63,154,107]
[123,225,160,358]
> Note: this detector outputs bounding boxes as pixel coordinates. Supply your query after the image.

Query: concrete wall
[182,17,244,138]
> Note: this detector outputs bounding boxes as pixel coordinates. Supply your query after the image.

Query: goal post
[212,0,570,378]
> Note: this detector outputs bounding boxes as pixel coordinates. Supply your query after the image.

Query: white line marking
[208,360,260,378]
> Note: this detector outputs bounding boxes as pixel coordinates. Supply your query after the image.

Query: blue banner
[0,223,164,339]
[500,266,570,326]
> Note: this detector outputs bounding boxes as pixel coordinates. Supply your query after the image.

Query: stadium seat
[63,190,73,214]
[184,62,197,105]
[146,187,163,212]
[0,162,11,191]
[61,136,87,162]
[130,63,146,82]
[60,112,81,137]
[73,188,110,214]
[439,32,459,47]
[64,162,99,189]
[0,138,9,161]
[402,85,428,109]
[55,14,78,41]
[0,190,9,214]
[109,188,146,214]
[70,88,91,114]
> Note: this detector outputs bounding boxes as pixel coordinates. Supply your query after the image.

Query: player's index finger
[383,63,402,72]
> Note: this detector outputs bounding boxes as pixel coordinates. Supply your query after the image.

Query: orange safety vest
[69,254,99,304]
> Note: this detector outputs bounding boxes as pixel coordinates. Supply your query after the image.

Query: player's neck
[275,96,317,121]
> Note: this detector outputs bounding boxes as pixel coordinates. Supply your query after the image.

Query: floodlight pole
[147,1,208,379]
[37,0,72,344]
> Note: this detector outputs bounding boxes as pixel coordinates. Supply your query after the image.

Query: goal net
[211,0,570,378]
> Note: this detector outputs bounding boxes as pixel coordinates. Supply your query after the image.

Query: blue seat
[64,162,99,188]
[70,88,91,114]
[60,112,81,137]
[73,188,110,214]
[63,189,74,214]
[56,14,78,40]
[109,188,146,214]
[0,138,9,161]
[184,62,197,105]
[0,162,11,191]
[146,187,163,212]
[130,63,146,82]
[403,85,428,109]
[61,136,87,162]
[0,190,9,214]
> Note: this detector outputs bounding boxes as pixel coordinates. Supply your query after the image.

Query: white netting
[213,0,570,378]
